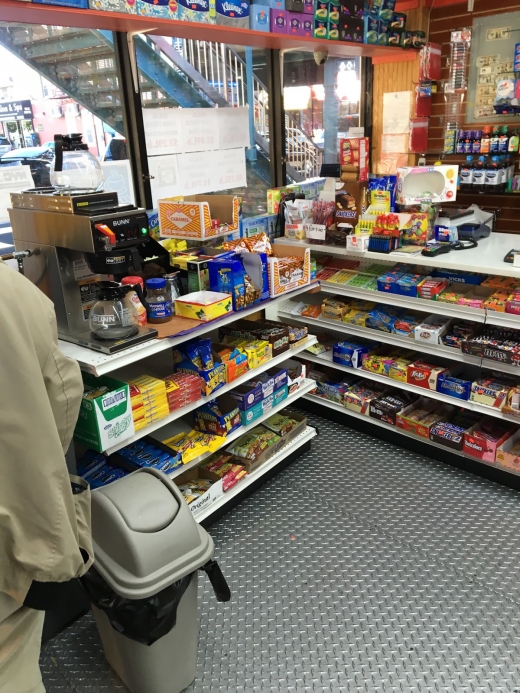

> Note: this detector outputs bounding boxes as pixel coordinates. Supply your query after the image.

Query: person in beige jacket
[0,260,93,693]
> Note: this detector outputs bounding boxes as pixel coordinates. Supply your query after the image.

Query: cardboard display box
[263,410,307,445]
[159,195,240,239]
[463,422,515,463]
[213,343,250,383]
[175,291,233,322]
[194,393,242,437]
[239,385,289,426]
[74,374,134,452]
[174,464,247,516]
[397,398,454,440]
[174,349,226,397]
[436,365,478,401]
[335,180,368,231]
[226,425,286,473]
[268,243,311,296]
[219,318,291,358]
[496,428,520,471]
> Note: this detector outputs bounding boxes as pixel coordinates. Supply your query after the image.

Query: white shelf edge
[193,425,317,523]
[278,309,484,367]
[300,351,520,424]
[62,283,319,377]
[319,282,488,324]
[165,379,316,479]
[103,338,317,455]
[304,393,520,479]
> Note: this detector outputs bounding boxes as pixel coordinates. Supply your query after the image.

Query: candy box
[377,272,402,294]
[362,347,400,377]
[82,465,128,489]
[441,322,477,350]
[366,304,403,333]
[226,425,285,472]
[238,385,288,426]
[470,376,515,409]
[496,428,520,471]
[502,387,520,418]
[285,359,307,393]
[506,291,520,316]
[397,398,454,439]
[463,420,515,463]
[461,332,520,366]
[483,290,510,313]
[369,390,419,425]
[333,340,378,369]
[429,421,469,451]
[249,367,288,398]
[208,251,269,311]
[219,318,290,358]
[414,315,451,344]
[112,438,183,474]
[75,374,134,453]
[407,360,450,390]
[175,291,233,322]
[194,393,242,437]
[264,410,307,444]
[268,243,310,297]
[418,277,449,300]
[322,297,350,320]
[159,195,240,239]
[174,464,245,516]
[434,269,484,286]
[393,312,422,337]
[388,356,415,382]
[213,344,249,383]
[316,378,351,404]
[345,380,386,415]
[436,365,477,401]
[228,381,264,411]
[437,285,472,305]
[457,286,493,310]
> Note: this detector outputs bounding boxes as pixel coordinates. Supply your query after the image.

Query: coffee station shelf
[0,0,417,64]
[273,234,520,279]
[59,283,319,377]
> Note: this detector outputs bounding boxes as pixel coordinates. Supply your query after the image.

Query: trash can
[82,467,230,693]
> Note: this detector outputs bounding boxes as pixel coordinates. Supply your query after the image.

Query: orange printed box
[159,194,240,239]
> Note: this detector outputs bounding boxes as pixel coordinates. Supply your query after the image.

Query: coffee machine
[9,189,165,353]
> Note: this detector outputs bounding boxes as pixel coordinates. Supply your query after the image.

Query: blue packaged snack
[366,305,403,332]
[333,341,377,369]
[77,450,107,478]
[118,440,148,460]
[368,175,397,211]
[83,465,127,489]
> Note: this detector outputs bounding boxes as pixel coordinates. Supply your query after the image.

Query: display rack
[0,1,418,64]
[104,340,316,455]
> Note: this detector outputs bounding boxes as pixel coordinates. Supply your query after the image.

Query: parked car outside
[0,137,12,157]
[0,148,53,187]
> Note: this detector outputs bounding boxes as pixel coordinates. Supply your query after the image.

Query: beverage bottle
[490,126,500,153]
[121,276,147,326]
[508,130,519,153]
[480,126,491,154]
[472,130,482,154]
[456,130,466,154]
[499,126,509,153]
[464,131,473,153]
[485,155,500,192]
[459,155,474,192]
[472,157,485,193]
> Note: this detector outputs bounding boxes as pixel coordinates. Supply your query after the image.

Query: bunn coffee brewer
[8,189,170,353]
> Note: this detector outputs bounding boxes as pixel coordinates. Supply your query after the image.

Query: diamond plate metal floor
[41,412,520,692]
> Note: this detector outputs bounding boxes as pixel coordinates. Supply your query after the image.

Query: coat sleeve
[42,302,83,453]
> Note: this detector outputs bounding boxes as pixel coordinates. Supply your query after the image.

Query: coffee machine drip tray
[60,325,159,354]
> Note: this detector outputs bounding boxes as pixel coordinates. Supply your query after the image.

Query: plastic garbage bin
[82,467,230,693]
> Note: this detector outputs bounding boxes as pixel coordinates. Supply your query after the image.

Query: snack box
[345,380,386,415]
[159,195,240,239]
[502,386,520,418]
[414,315,451,344]
[228,381,264,410]
[456,286,493,310]
[174,463,246,516]
[193,393,242,437]
[397,398,454,439]
[333,340,378,369]
[263,410,307,444]
[407,360,450,390]
[393,312,422,337]
[82,464,128,489]
[496,428,520,471]
[483,290,510,313]
[175,291,233,322]
[316,379,351,405]
[434,269,484,286]
[285,359,307,393]
[369,391,419,426]
[249,367,288,399]
[417,277,449,300]
[213,344,249,383]
[268,243,311,297]
[174,351,226,398]
[111,437,183,474]
[463,421,515,463]
[436,365,477,401]
[225,425,285,473]
[322,297,350,320]
[388,356,415,382]
[461,334,520,366]
[470,376,515,409]
[429,422,468,451]
[239,385,289,426]
[75,373,134,453]
[219,319,291,358]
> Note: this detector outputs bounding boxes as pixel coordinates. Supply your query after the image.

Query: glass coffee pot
[89,282,144,341]
[51,133,104,192]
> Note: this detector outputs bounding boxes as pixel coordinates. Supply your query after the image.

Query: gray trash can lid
[90,468,214,599]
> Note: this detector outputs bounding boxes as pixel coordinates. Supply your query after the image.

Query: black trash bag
[82,568,192,646]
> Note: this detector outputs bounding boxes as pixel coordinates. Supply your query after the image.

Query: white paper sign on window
[179,109,219,153]
[177,151,214,195]
[149,154,180,207]
[142,108,182,156]
[215,148,247,189]
[217,107,251,150]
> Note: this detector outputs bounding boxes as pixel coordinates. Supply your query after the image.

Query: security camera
[314,48,329,66]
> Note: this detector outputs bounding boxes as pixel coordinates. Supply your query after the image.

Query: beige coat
[0,261,92,603]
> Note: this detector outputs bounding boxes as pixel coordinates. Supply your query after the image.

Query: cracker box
[159,195,240,239]
[463,421,515,463]
[193,393,241,437]
[74,374,134,453]
[175,291,233,322]
[397,398,454,439]
[249,367,288,399]
[268,243,311,297]
[339,137,369,181]
[496,428,520,471]
[396,165,459,205]
[407,360,450,390]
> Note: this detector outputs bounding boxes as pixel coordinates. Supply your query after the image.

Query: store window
[136,37,271,216]
[283,52,362,181]
[0,23,131,236]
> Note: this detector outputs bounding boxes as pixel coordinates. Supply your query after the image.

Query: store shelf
[163,378,316,479]
[193,425,317,523]
[103,336,317,455]
[60,283,318,376]
[300,351,520,424]
[0,1,417,63]
[319,282,488,323]
[278,308,484,366]
[275,234,520,279]
[303,393,520,479]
